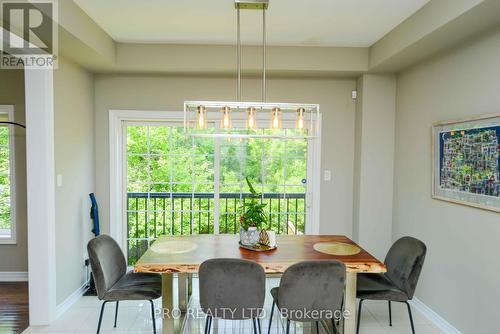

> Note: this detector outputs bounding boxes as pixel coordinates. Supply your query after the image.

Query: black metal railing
[126,192,306,264]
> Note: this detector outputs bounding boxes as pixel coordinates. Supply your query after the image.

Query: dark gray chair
[356,236,427,334]
[87,235,161,334]
[199,258,266,334]
[268,260,346,334]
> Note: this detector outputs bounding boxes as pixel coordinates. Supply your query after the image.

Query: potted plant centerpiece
[239,177,268,247]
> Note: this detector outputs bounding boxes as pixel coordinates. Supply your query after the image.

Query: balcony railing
[126,192,306,264]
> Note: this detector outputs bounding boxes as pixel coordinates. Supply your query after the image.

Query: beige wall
[0,69,27,272]
[354,74,396,259]
[54,58,95,304]
[94,75,357,237]
[394,26,500,334]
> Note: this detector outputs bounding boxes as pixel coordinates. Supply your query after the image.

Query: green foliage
[239,177,268,230]
[0,127,11,230]
[125,125,308,264]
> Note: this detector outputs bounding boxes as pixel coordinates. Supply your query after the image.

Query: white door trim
[306,113,322,235]
[25,68,56,325]
[109,110,185,250]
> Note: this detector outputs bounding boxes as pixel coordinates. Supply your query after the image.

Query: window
[0,106,15,244]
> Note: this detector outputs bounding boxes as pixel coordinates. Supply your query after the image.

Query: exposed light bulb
[196,105,207,129]
[246,107,257,129]
[270,107,282,129]
[296,107,305,130]
[220,106,232,129]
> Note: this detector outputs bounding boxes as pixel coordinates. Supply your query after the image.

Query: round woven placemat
[313,242,361,256]
[151,240,198,254]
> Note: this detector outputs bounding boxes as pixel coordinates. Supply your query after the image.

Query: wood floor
[0,282,29,334]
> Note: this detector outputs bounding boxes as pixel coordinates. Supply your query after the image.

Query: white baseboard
[0,271,28,281]
[410,298,462,334]
[55,280,89,319]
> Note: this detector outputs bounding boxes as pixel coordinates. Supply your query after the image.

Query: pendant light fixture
[246,107,257,129]
[296,107,305,130]
[270,107,282,129]
[184,0,320,139]
[220,106,232,129]
[196,105,207,129]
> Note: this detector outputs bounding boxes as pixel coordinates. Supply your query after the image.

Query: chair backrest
[277,260,345,322]
[199,258,265,320]
[87,235,127,300]
[385,236,427,299]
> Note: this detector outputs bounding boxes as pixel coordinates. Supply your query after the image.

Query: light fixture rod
[262,7,267,102]
[237,7,241,102]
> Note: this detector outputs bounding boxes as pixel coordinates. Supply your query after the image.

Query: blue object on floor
[89,193,100,236]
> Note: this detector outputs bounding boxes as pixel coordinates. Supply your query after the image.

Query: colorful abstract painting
[433,115,500,212]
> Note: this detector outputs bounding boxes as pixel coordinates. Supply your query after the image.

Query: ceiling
[74,0,430,47]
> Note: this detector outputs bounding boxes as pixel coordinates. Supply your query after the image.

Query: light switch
[57,174,63,187]
[324,170,332,181]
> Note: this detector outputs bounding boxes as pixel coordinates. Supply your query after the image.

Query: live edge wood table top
[134,234,386,274]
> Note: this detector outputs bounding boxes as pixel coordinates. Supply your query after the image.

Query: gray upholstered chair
[199,258,266,334]
[268,260,346,334]
[356,236,427,334]
[87,235,162,334]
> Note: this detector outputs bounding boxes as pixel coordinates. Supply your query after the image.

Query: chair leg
[404,301,416,334]
[96,301,108,334]
[356,299,363,334]
[204,315,212,334]
[252,318,258,334]
[113,301,119,328]
[388,301,392,327]
[337,296,344,327]
[315,321,319,334]
[331,319,338,334]
[149,300,156,334]
[285,319,290,334]
[267,300,275,334]
[257,317,262,334]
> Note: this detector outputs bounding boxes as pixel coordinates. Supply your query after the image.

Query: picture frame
[432,113,500,213]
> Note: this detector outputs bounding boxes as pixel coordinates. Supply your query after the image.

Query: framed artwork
[432,114,500,212]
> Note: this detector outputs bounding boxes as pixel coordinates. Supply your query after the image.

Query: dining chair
[356,236,427,334]
[87,235,162,334]
[268,260,346,334]
[199,258,266,334]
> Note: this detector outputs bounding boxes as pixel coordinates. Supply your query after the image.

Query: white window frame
[0,105,17,244]
[109,109,321,251]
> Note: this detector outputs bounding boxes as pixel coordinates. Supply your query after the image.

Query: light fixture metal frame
[184,100,320,139]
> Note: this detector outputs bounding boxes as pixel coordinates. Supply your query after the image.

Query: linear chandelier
[183,0,320,139]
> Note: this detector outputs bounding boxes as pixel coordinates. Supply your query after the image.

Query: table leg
[344,272,357,334]
[162,273,175,334]
[178,273,189,312]
[188,273,192,298]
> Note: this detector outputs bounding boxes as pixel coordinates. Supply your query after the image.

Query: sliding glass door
[124,122,310,264]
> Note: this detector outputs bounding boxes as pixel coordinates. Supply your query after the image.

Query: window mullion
[213,136,221,235]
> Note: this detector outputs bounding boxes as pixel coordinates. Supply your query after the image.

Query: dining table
[134,234,386,334]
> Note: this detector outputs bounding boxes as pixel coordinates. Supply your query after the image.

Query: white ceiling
[74,0,430,47]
